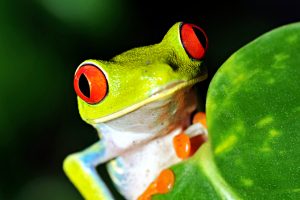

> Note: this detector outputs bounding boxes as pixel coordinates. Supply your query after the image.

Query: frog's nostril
[74,64,108,104]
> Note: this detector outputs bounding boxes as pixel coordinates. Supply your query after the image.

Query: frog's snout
[74,64,108,104]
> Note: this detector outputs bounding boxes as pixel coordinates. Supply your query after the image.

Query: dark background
[0,0,299,199]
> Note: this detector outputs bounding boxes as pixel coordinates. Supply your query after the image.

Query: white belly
[95,87,199,199]
[107,127,183,200]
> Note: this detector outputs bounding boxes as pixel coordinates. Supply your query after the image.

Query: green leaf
[155,22,300,199]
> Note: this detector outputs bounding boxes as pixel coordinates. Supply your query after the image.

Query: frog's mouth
[90,74,207,124]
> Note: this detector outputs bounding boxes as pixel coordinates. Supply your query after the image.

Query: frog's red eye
[180,23,208,60]
[74,64,108,104]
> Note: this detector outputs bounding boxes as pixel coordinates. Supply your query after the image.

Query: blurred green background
[0,0,299,199]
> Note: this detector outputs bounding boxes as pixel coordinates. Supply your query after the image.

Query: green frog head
[73,22,208,124]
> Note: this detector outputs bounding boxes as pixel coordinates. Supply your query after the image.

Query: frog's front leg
[63,141,114,200]
[173,112,208,159]
[138,113,208,199]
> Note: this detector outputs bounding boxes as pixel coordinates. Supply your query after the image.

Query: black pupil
[79,74,90,98]
[193,27,207,49]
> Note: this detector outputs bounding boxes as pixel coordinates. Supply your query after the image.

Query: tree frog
[63,22,208,200]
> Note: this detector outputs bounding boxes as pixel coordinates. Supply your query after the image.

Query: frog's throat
[87,74,207,124]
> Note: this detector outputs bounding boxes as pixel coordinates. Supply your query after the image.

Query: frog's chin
[86,74,207,124]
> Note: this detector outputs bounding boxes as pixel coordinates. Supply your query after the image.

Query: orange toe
[138,169,175,200]
[173,132,191,159]
[192,112,207,128]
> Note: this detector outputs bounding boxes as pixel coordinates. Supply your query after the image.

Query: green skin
[64,22,208,200]
[77,22,205,123]
[155,22,300,199]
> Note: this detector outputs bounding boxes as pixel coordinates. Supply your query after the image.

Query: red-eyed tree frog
[63,22,209,200]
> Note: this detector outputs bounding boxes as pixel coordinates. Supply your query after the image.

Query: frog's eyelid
[74,64,108,104]
[179,23,208,60]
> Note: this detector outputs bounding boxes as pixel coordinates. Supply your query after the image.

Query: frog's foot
[173,112,208,159]
[138,168,175,200]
